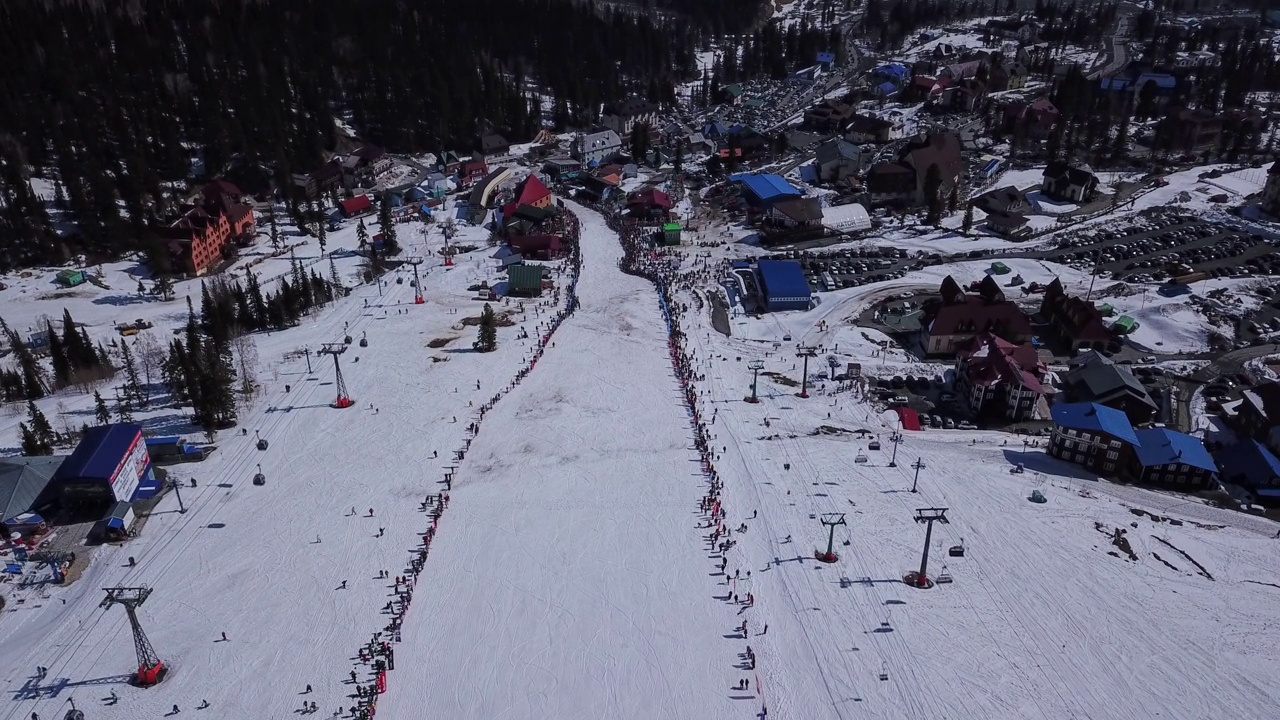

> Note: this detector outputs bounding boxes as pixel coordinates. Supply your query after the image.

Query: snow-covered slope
[2,201,1278,720]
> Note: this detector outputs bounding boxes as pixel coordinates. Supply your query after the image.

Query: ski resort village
[3,1,1280,719]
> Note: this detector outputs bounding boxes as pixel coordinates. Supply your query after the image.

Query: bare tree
[134,333,165,390]
[230,334,260,406]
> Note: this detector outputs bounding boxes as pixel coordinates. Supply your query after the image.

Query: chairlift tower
[910,457,925,493]
[407,257,425,304]
[795,346,818,399]
[319,343,353,409]
[816,513,847,563]
[910,508,949,589]
[100,586,166,686]
[745,360,765,403]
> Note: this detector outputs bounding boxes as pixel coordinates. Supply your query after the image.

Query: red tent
[894,407,921,431]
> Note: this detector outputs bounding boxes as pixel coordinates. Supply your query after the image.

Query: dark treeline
[0,0,750,270]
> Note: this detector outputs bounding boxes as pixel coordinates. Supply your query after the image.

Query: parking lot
[769,246,923,291]
[1039,211,1279,283]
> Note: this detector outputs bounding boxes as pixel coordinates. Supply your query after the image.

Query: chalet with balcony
[954,333,1046,421]
[1048,402,1140,477]
[922,275,1032,355]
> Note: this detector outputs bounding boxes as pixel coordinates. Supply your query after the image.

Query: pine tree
[2,317,46,399]
[962,202,975,235]
[27,400,55,450]
[357,218,370,248]
[378,199,396,249]
[47,320,71,386]
[329,257,343,295]
[94,390,111,425]
[120,341,144,407]
[269,210,281,250]
[19,422,48,456]
[116,400,134,424]
[475,303,498,352]
[316,220,327,254]
[153,275,175,301]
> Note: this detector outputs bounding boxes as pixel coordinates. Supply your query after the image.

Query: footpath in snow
[377,202,740,719]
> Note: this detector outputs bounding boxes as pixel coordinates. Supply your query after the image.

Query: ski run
[2,200,1280,720]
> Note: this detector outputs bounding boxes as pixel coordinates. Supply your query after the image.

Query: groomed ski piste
[3,199,1280,720]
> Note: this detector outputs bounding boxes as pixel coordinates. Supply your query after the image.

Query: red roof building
[513,175,552,209]
[460,161,488,187]
[954,333,1047,421]
[508,234,561,260]
[339,194,373,218]
[924,275,1032,355]
[626,187,673,220]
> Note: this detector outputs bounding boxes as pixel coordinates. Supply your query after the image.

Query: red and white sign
[109,432,151,502]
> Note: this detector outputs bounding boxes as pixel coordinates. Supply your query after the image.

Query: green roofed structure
[662,222,682,246]
[1111,315,1138,334]
[55,269,86,287]
[507,264,544,297]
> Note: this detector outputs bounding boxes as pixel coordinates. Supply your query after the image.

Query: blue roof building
[1048,402,1139,477]
[730,173,801,206]
[1050,402,1139,445]
[816,51,836,66]
[48,424,157,508]
[1131,428,1218,489]
[756,260,812,312]
[1216,439,1280,492]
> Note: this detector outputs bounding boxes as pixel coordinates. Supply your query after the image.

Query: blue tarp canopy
[54,424,143,482]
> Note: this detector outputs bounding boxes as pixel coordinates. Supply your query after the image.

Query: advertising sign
[110,432,151,503]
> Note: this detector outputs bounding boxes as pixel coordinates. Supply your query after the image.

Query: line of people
[610,211,768,717]
[340,208,583,720]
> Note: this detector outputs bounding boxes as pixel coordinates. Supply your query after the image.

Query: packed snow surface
[1,202,1278,720]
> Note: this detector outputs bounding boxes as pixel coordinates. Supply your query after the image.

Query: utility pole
[911,508,949,588]
[407,257,425,304]
[888,431,902,467]
[168,479,186,513]
[816,513,847,563]
[911,458,926,493]
[796,345,817,399]
[319,343,353,408]
[304,348,312,374]
[745,360,764,403]
[100,586,166,686]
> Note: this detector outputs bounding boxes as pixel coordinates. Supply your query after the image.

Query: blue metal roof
[145,436,182,446]
[1049,402,1139,445]
[54,424,143,482]
[730,174,800,203]
[1132,428,1217,472]
[1216,439,1280,487]
[757,260,812,306]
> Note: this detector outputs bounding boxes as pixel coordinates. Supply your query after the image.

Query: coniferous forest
[0,0,829,271]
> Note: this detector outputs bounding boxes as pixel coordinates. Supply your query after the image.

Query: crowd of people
[610,213,769,717]
[342,209,583,719]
